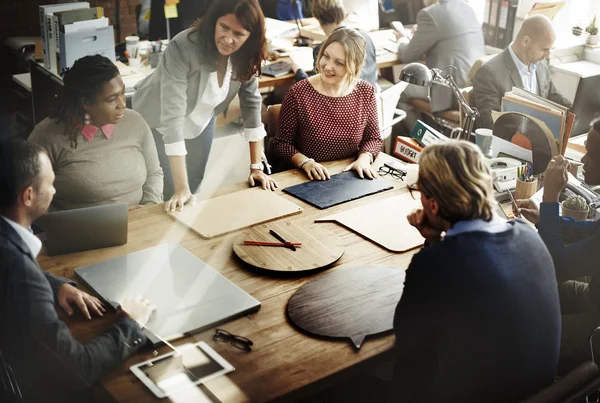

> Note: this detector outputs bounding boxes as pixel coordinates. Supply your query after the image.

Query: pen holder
[148,52,161,68]
[514,177,538,200]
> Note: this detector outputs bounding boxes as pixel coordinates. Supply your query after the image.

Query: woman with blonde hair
[392,141,561,402]
[291,0,377,88]
[271,27,381,180]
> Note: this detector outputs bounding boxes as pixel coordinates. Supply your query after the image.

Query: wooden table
[38,154,420,403]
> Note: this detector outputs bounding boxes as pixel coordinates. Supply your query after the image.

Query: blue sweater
[538,202,600,303]
[393,220,560,402]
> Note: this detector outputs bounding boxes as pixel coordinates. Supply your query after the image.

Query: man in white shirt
[0,140,155,402]
[473,14,572,129]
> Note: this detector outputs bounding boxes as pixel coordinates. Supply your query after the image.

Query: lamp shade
[399,62,433,87]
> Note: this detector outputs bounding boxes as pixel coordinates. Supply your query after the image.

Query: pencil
[243,241,302,247]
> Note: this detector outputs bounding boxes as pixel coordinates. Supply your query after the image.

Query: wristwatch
[250,163,263,171]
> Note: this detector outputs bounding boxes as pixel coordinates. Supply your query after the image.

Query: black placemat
[282,171,393,209]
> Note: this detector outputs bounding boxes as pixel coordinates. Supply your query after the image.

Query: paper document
[265,18,297,40]
[288,47,314,71]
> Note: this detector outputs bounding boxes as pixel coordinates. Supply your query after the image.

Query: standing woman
[134,0,277,212]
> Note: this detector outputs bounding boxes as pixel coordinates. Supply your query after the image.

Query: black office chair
[0,349,22,403]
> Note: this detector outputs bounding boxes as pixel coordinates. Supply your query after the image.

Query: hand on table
[248,170,278,190]
[302,160,330,181]
[343,154,378,179]
[407,208,443,244]
[165,189,196,212]
[120,296,157,329]
[515,199,540,224]
[58,283,105,320]
[543,156,570,203]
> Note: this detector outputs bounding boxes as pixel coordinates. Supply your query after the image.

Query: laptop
[35,203,128,256]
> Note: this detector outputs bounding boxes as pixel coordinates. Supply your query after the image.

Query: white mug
[405,164,419,188]
[475,128,493,157]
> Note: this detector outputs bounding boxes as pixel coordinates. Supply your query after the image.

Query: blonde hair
[417,141,496,224]
[315,27,366,84]
[312,0,346,26]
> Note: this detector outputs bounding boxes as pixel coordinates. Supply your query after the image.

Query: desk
[38,155,418,403]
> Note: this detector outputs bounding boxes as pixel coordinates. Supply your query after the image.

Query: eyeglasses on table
[212,328,253,352]
[377,165,406,180]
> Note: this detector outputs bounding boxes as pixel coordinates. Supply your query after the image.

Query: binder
[482,0,492,41]
[496,0,518,49]
[409,120,448,146]
[486,0,500,47]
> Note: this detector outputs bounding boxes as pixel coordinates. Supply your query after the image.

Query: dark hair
[188,0,267,82]
[50,55,120,148]
[593,118,600,133]
[312,0,346,25]
[0,140,46,209]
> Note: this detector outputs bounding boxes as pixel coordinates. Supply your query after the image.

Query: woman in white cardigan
[134,0,276,212]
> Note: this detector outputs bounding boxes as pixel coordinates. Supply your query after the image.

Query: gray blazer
[133,28,265,146]
[398,0,485,113]
[473,48,572,129]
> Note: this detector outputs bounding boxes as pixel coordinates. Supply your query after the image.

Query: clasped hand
[407,209,443,244]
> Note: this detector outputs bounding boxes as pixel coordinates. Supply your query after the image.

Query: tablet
[130,341,234,398]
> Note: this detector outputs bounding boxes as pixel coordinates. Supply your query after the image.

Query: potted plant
[573,25,584,36]
[587,15,598,45]
[561,194,589,220]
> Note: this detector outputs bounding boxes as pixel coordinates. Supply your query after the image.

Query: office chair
[0,349,23,403]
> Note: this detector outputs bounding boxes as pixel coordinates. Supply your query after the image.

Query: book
[39,2,89,70]
[409,120,448,146]
[393,137,423,163]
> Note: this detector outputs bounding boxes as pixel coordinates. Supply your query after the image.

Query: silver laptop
[75,243,261,345]
[35,203,128,256]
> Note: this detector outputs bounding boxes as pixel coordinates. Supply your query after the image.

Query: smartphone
[507,190,520,218]
[384,160,407,174]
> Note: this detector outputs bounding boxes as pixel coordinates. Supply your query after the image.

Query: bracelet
[299,158,314,169]
[249,163,263,171]
[361,152,374,164]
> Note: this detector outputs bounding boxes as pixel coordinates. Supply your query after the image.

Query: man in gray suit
[473,14,572,129]
[395,0,485,114]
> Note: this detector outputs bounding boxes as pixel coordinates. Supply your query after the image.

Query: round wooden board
[287,265,406,348]
[232,221,344,273]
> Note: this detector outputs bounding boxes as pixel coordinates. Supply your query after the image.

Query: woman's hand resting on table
[165,189,196,212]
[343,153,378,179]
[248,170,278,190]
[302,160,331,181]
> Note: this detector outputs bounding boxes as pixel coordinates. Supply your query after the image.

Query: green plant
[563,195,588,211]
[587,15,598,35]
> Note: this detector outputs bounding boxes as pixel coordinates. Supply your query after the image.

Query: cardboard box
[393,137,423,163]
[58,18,115,75]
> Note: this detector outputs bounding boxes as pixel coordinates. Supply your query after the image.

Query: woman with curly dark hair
[28,54,163,211]
[134,0,277,212]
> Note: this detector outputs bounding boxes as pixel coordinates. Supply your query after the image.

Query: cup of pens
[514,164,537,200]
[125,36,141,68]
[147,40,163,68]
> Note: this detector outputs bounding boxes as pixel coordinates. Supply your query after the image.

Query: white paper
[288,47,314,71]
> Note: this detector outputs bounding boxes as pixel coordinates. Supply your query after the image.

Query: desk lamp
[399,63,479,140]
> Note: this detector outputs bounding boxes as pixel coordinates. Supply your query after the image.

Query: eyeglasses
[377,165,405,180]
[407,183,419,200]
[212,328,253,352]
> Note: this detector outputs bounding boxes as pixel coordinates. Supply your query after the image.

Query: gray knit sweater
[28,109,163,210]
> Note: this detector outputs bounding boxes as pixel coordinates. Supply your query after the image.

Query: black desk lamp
[399,62,479,140]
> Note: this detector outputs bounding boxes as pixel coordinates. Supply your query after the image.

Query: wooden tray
[315,193,424,252]
[233,221,344,273]
[168,188,302,238]
[287,265,406,348]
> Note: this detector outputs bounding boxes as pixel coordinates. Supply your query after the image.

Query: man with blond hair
[473,14,571,129]
[392,141,560,402]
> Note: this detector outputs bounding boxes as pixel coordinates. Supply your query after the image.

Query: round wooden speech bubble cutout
[233,221,344,273]
[287,265,406,348]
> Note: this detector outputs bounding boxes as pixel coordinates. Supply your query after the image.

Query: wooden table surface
[37,154,420,403]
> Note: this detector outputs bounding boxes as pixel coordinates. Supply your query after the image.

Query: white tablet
[130,341,234,398]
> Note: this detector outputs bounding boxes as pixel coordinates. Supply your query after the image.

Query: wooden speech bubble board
[315,193,424,253]
[287,265,406,348]
[168,188,303,238]
[233,221,344,273]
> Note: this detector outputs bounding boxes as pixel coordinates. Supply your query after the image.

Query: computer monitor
[343,0,380,31]
[570,73,600,136]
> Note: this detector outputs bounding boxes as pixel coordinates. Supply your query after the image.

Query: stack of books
[501,87,575,155]
[393,120,448,163]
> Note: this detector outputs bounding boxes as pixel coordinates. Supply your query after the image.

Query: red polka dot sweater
[271,79,382,163]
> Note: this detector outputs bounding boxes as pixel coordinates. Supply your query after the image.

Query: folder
[528,1,566,20]
[496,0,518,49]
[486,0,500,47]
[482,0,492,41]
